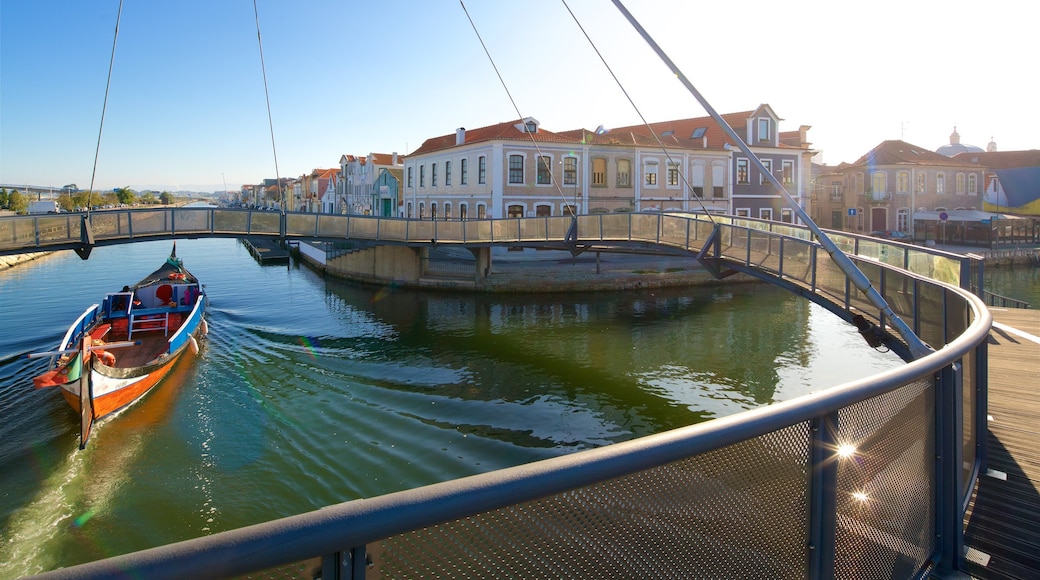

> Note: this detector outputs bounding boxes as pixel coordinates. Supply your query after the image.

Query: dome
[937,125,984,157]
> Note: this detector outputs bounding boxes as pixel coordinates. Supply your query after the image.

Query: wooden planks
[964,308,1040,580]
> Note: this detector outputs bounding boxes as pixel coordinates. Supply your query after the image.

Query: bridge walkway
[964,308,1040,579]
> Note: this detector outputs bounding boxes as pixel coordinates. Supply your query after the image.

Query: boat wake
[0,421,145,577]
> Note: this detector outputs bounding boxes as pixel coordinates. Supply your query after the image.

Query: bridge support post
[471,247,492,282]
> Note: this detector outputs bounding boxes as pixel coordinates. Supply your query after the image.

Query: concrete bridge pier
[471,247,492,282]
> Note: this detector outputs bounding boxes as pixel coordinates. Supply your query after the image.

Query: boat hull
[58,342,190,418]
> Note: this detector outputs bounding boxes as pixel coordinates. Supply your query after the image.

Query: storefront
[913,210,1039,247]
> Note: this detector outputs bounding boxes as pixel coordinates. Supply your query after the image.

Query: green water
[0,239,904,576]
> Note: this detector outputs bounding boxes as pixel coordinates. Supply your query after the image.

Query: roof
[952,150,1040,169]
[368,152,403,165]
[408,107,807,157]
[850,140,980,168]
[610,110,757,150]
[409,119,579,156]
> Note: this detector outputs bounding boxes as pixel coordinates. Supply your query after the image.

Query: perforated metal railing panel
[368,422,812,579]
[833,380,935,579]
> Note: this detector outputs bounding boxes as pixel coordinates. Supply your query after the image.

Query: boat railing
[29,213,991,579]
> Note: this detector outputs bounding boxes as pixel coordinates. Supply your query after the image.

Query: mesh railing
[11,209,991,580]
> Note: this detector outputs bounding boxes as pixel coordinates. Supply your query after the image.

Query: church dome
[937,126,984,157]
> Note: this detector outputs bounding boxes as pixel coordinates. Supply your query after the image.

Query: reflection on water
[0,239,903,575]
[985,265,1040,306]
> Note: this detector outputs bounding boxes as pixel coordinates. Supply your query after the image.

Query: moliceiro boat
[31,243,208,448]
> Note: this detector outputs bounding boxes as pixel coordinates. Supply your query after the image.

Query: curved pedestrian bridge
[9,208,1004,579]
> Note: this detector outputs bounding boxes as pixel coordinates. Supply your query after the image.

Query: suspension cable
[460,1,578,213]
[609,0,932,359]
[86,0,124,216]
[560,0,718,222]
[253,0,283,213]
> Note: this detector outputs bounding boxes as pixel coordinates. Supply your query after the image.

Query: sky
[1,0,1034,193]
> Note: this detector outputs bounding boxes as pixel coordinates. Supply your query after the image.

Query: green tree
[8,190,28,214]
[0,188,9,209]
[114,186,136,205]
[160,191,174,205]
[73,191,91,209]
[140,192,157,204]
[57,192,76,212]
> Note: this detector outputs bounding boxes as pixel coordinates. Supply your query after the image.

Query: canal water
[0,238,905,576]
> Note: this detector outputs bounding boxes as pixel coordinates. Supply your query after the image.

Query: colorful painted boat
[31,243,207,448]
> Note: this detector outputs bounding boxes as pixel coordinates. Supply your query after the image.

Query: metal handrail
[26,213,991,580]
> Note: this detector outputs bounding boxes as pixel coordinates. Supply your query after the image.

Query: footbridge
[10,208,1006,579]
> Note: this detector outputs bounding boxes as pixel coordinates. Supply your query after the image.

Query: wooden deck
[963,307,1040,579]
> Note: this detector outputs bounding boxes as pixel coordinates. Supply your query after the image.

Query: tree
[8,190,28,214]
[114,186,136,205]
[140,192,157,204]
[160,191,174,205]
[57,192,76,212]
[0,188,8,209]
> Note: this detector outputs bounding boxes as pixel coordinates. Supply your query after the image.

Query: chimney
[392,151,398,165]
[456,127,466,145]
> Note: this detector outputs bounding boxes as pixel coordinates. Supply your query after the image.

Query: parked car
[870,230,913,243]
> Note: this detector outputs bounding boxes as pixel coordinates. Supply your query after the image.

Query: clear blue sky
[1,0,1032,193]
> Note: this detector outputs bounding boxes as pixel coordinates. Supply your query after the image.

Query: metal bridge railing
[11,209,991,579]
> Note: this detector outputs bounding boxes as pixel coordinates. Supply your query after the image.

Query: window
[758,118,770,141]
[430,202,437,220]
[736,208,750,217]
[419,165,425,187]
[782,160,794,184]
[460,203,468,220]
[477,204,486,219]
[419,202,425,219]
[712,165,725,198]
[407,201,413,218]
[509,155,524,184]
[592,158,606,186]
[445,161,452,186]
[759,159,772,185]
[444,202,451,220]
[644,161,658,186]
[968,173,977,195]
[537,156,552,185]
[872,172,886,196]
[780,208,793,223]
[563,157,577,186]
[936,173,945,194]
[478,156,486,184]
[956,173,965,194]
[830,182,843,200]
[666,162,680,186]
[460,159,468,185]
[407,167,413,188]
[507,204,524,218]
[737,159,749,184]
[897,208,909,231]
[759,208,773,221]
[432,163,438,187]
[691,164,704,197]
[690,127,707,139]
[917,173,926,194]
[616,159,631,187]
[897,171,910,194]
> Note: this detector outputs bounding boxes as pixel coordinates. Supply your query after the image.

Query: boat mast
[610,0,932,360]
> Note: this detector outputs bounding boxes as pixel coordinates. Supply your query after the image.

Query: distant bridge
[0,183,72,198]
